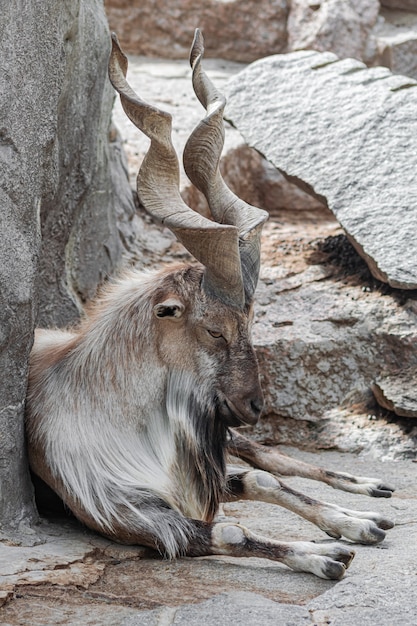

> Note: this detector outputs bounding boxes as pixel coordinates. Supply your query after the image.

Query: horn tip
[109,32,128,81]
[190,28,205,69]
[110,32,122,54]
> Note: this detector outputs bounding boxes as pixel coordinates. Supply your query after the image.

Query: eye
[207,329,224,340]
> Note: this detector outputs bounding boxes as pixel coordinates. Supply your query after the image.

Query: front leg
[186,522,354,580]
[206,523,354,580]
[228,431,395,498]
[225,468,394,544]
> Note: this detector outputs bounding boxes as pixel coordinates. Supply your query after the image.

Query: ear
[153,297,185,321]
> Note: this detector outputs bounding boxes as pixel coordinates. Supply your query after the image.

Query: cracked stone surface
[254,219,417,427]
[372,366,417,417]
[1,450,416,624]
[226,50,417,290]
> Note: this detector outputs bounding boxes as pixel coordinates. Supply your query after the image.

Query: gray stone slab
[122,592,310,626]
[226,51,417,289]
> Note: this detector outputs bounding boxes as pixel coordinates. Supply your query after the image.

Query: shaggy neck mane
[166,370,228,522]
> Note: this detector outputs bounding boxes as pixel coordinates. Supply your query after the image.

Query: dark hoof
[370,487,394,498]
[323,560,347,580]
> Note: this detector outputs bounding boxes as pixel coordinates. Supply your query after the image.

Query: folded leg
[36,462,354,580]
[228,431,395,498]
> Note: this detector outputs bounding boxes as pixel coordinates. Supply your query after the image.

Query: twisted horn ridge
[108,33,246,308]
[184,29,268,304]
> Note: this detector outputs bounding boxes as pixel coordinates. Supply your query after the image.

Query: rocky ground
[1,450,416,625]
[2,55,416,625]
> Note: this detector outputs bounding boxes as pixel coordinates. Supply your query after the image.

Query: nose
[250,396,264,418]
[239,389,264,425]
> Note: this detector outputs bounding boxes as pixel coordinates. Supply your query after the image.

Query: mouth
[219,398,260,427]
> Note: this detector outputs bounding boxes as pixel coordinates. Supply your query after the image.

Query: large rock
[0,0,134,533]
[288,0,380,61]
[226,50,417,289]
[248,224,417,457]
[104,0,289,62]
[253,235,417,421]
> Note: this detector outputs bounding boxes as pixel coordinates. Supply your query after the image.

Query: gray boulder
[287,0,380,61]
[35,5,135,327]
[226,50,417,289]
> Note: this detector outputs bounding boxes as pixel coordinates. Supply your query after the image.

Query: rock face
[0,0,134,532]
[226,51,417,290]
[250,217,417,459]
[255,271,417,422]
[104,0,289,62]
[242,221,417,454]
[35,5,135,328]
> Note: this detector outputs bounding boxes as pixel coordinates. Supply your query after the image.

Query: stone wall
[104,0,289,62]
[105,0,417,80]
